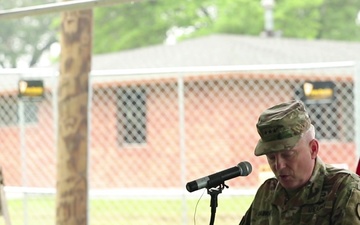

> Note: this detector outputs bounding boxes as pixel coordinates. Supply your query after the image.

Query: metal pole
[0,0,141,20]
[18,99,28,225]
[178,74,188,225]
[355,61,360,158]
[261,0,275,37]
[86,68,94,225]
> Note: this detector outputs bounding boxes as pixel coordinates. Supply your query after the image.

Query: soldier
[239,100,360,225]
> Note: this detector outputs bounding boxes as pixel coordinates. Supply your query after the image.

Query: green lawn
[1,195,254,225]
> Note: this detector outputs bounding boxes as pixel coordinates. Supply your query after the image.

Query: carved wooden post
[56,1,92,224]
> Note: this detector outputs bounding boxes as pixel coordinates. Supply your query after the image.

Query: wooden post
[55,1,92,224]
[0,167,11,225]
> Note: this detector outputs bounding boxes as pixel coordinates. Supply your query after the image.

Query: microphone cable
[193,188,206,225]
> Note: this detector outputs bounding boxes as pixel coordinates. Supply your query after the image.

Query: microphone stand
[207,182,229,225]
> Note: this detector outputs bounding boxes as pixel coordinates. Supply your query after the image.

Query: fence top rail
[90,61,356,76]
[0,0,139,20]
[0,61,356,78]
[3,186,257,199]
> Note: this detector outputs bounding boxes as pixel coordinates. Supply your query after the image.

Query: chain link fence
[0,62,359,225]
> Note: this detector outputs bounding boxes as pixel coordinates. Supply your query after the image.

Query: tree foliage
[93,1,171,53]
[93,0,360,54]
[1,0,360,67]
[275,0,360,40]
[0,0,58,68]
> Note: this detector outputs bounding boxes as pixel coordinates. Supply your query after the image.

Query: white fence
[0,61,359,225]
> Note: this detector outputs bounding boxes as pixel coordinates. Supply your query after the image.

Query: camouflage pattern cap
[254,100,311,156]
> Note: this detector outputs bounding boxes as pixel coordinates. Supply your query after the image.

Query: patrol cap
[254,100,311,156]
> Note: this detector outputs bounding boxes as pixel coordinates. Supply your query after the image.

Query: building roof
[92,34,360,70]
[1,34,359,93]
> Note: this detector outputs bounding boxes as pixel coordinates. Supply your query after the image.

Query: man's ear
[309,139,319,158]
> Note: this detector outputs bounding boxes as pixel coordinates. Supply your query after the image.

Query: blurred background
[0,0,360,224]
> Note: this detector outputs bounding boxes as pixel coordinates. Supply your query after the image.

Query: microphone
[186,161,252,192]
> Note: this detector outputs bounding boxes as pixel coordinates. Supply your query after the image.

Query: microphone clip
[207,182,229,224]
[207,182,228,193]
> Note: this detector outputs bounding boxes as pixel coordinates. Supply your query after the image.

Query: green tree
[93,0,360,55]
[213,0,264,35]
[0,0,58,68]
[275,0,323,38]
[93,1,171,53]
[92,0,264,53]
[1,0,360,67]
[316,0,360,41]
[275,0,360,40]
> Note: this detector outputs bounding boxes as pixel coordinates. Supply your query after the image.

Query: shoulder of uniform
[258,177,278,190]
[326,170,360,191]
[344,173,360,190]
[253,177,278,201]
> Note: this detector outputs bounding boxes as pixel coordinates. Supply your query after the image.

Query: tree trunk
[56,2,92,225]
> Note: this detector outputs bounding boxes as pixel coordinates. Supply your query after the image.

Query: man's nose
[275,157,286,170]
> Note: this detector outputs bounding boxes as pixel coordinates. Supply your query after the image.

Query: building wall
[0,95,56,187]
[0,71,356,189]
[88,74,357,189]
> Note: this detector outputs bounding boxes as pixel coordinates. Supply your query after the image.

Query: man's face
[265,138,318,190]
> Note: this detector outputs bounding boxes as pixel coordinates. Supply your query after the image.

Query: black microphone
[186,161,252,192]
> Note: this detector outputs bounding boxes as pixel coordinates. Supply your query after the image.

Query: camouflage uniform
[239,100,360,224]
[239,157,360,225]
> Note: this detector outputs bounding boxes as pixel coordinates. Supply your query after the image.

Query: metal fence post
[178,74,188,225]
[354,61,360,158]
[18,97,28,225]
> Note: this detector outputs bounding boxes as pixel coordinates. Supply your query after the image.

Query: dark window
[304,103,338,140]
[23,101,39,124]
[0,95,39,127]
[116,86,147,145]
[295,82,354,141]
[0,95,17,126]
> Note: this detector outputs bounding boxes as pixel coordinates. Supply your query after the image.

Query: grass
[0,195,254,225]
